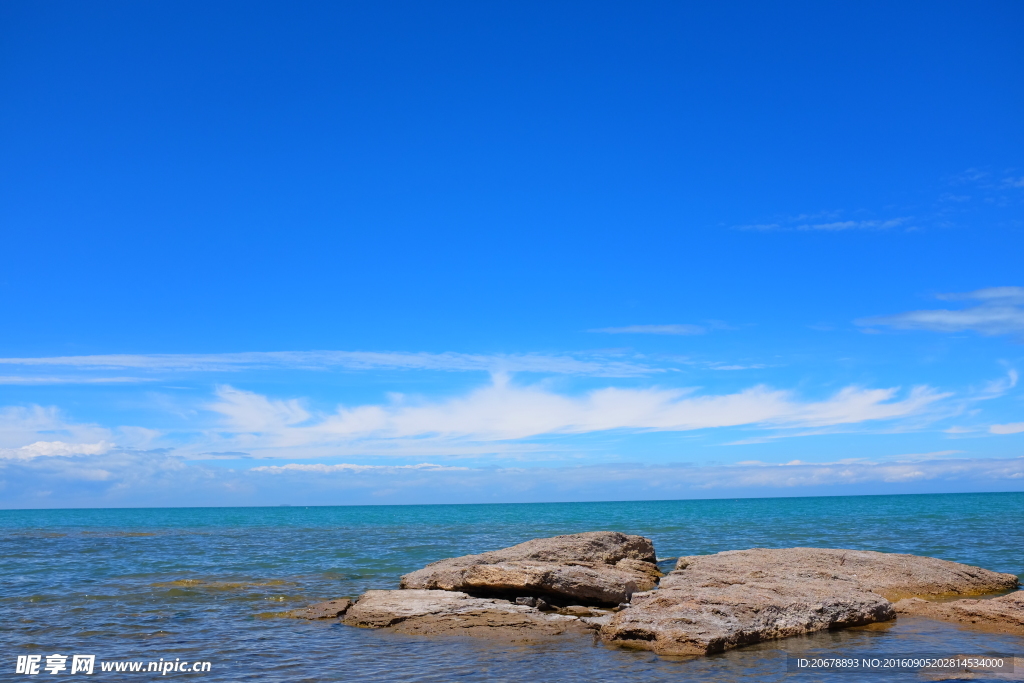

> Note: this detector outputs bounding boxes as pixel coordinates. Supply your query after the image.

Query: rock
[580,614,614,629]
[601,578,894,655]
[668,548,1018,601]
[286,598,352,620]
[601,547,1017,656]
[400,531,659,606]
[350,541,1019,656]
[616,557,664,581]
[342,589,588,641]
[895,591,1024,635]
[515,596,551,610]
[558,605,594,616]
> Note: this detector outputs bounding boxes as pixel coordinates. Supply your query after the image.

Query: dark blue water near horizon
[2,492,1022,681]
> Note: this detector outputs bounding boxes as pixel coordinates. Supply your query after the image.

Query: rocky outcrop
[285,598,352,620]
[400,531,659,606]
[601,581,894,655]
[600,547,1018,656]
[332,538,1020,656]
[895,591,1024,635]
[660,548,1017,601]
[342,589,592,640]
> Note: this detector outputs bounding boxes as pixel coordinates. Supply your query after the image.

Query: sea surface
[1,492,1022,682]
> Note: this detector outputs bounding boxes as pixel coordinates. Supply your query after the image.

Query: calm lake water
[2,492,1022,681]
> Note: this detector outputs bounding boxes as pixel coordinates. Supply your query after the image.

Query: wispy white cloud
[0,404,161,458]
[707,363,767,371]
[667,456,1024,489]
[951,168,1024,191]
[990,423,1024,435]
[936,287,1024,303]
[856,287,1024,337]
[735,214,909,232]
[242,455,1024,491]
[0,440,114,460]
[210,389,311,433]
[0,405,112,448]
[1,450,1021,508]
[590,324,706,335]
[0,449,193,500]
[975,370,1019,399]
[944,426,980,435]
[252,462,469,473]
[0,376,154,385]
[797,218,907,231]
[0,350,660,378]
[734,168,1022,239]
[872,449,965,461]
[196,377,949,457]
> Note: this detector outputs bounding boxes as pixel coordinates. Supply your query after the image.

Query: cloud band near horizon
[1,448,1020,508]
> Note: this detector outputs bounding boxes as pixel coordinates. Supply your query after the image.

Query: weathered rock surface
[557,605,596,616]
[342,589,591,640]
[580,613,614,628]
[602,583,894,655]
[286,598,352,620]
[895,591,1024,635]
[400,531,659,606]
[665,548,1018,601]
[345,539,1020,656]
[600,548,1018,656]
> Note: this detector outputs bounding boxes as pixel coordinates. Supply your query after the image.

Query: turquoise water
[2,492,1022,681]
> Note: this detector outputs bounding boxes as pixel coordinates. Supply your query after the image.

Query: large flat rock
[664,548,1018,601]
[601,582,893,656]
[895,591,1024,635]
[342,589,589,641]
[400,531,659,606]
[600,547,1018,656]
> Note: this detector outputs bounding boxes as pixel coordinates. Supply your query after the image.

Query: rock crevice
[400,531,660,606]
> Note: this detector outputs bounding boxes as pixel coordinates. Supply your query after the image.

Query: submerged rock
[558,605,595,616]
[600,547,1018,656]
[342,589,590,640]
[400,531,659,606]
[895,591,1024,635]
[286,598,353,620]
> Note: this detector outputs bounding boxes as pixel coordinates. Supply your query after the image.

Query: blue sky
[1,1,1023,507]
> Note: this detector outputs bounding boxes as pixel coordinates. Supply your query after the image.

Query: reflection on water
[1,493,1021,681]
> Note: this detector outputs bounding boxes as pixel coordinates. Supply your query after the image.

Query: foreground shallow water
[2,492,1022,681]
